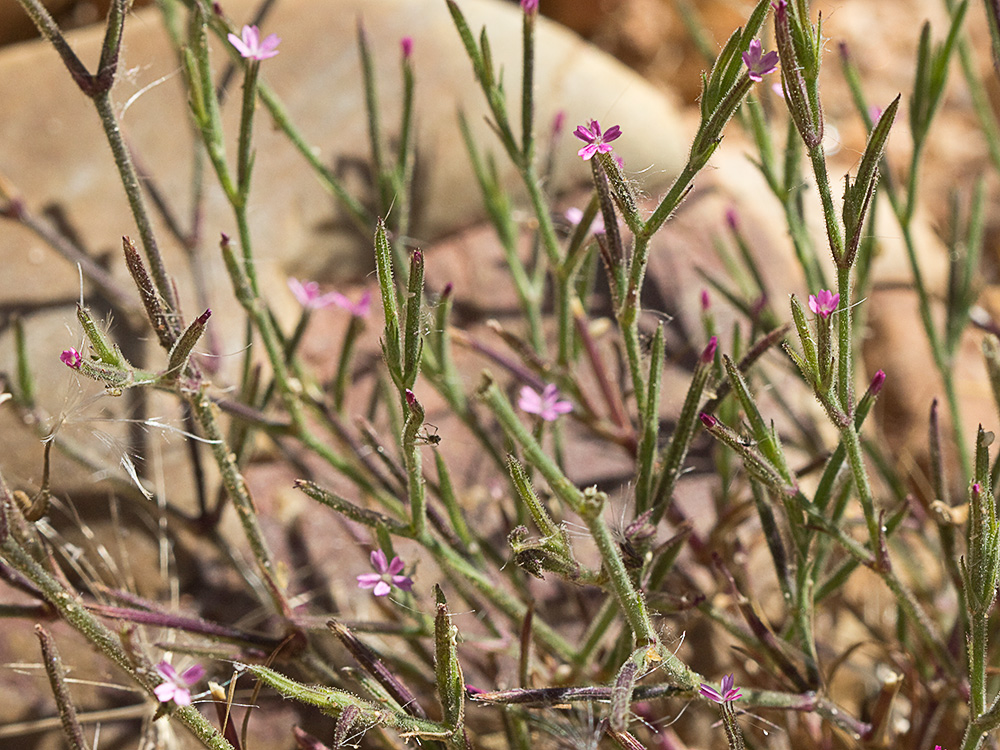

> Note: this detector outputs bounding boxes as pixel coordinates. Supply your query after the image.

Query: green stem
[807,143,845,264]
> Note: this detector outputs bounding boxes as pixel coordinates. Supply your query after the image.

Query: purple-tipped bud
[442,282,453,299]
[725,207,740,231]
[838,40,850,61]
[552,110,566,136]
[60,348,82,369]
[870,369,886,396]
[700,336,718,365]
[466,684,485,696]
[521,0,539,13]
[212,2,223,15]
[196,308,212,324]
[700,288,711,311]
[973,482,982,495]
[411,249,423,264]
[699,413,717,428]
[220,232,230,246]
[405,389,417,407]
[401,36,413,59]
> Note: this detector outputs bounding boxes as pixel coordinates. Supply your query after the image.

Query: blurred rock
[0,0,687,500]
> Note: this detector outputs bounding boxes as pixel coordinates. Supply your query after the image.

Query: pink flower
[288,278,333,309]
[573,119,622,161]
[60,348,82,369]
[518,384,573,421]
[154,661,205,706]
[329,290,372,319]
[700,674,742,704]
[742,39,779,82]
[288,279,371,317]
[808,289,840,319]
[357,550,413,597]
[228,24,281,61]
[565,206,605,236]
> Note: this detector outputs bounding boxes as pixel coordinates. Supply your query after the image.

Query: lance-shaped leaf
[76,304,128,369]
[722,355,793,482]
[434,585,465,732]
[294,480,411,536]
[165,309,210,380]
[963,430,1000,616]
[842,96,899,266]
[328,620,426,718]
[374,219,404,389]
[700,414,798,497]
[434,586,465,731]
[402,250,425,388]
[123,236,175,349]
[774,0,822,149]
[235,663,452,739]
[508,455,562,542]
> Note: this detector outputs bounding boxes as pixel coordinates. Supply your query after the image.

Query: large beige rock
[0,0,688,496]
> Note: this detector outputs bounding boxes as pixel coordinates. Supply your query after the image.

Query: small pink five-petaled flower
[357,550,414,597]
[573,119,622,161]
[699,673,742,704]
[519,384,573,422]
[742,39,779,82]
[808,289,840,319]
[228,24,281,61]
[154,661,205,706]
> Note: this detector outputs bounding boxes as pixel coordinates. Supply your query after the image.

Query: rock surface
[0,0,687,496]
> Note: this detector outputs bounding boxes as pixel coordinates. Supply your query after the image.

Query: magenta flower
[808,289,840,319]
[401,37,413,59]
[700,674,742,704]
[60,348,82,369]
[357,550,413,597]
[573,119,622,161]
[228,24,281,61]
[742,39,779,82]
[154,661,205,706]
[518,384,573,421]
